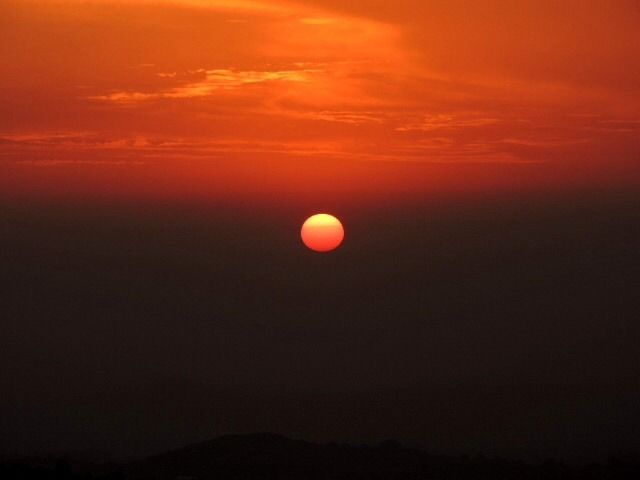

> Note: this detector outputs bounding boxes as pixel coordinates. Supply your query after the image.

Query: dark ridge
[124,433,640,480]
[2,434,640,479]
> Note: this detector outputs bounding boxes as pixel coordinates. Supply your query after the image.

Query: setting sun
[301,213,344,252]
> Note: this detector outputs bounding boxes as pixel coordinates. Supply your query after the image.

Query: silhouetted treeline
[3,434,640,479]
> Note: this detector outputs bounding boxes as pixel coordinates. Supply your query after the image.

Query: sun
[301,213,344,253]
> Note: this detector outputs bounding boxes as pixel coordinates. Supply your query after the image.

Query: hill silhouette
[2,434,640,479]
[124,433,639,480]
[129,433,421,479]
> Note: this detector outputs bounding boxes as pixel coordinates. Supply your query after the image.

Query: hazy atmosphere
[1,0,639,475]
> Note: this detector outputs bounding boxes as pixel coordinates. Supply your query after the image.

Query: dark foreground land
[2,433,639,480]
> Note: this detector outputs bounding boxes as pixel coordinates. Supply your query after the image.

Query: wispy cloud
[90,68,318,103]
[396,114,500,132]
[86,0,290,14]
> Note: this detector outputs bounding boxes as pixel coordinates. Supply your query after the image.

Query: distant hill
[2,434,640,479]
[128,433,420,479]
[125,433,639,480]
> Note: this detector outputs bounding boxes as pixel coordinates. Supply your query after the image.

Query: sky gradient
[1,0,639,464]
[2,0,639,202]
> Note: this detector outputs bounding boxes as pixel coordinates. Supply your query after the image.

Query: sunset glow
[0,0,639,204]
[2,0,640,464]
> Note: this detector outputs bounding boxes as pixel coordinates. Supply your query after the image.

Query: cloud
[396,114,499,132]
[72,0,290,14]
[90,68,317,103]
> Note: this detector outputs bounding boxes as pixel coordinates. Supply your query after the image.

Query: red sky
[1,0,639,204]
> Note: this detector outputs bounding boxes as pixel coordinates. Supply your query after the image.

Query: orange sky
[1,0,639,204]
